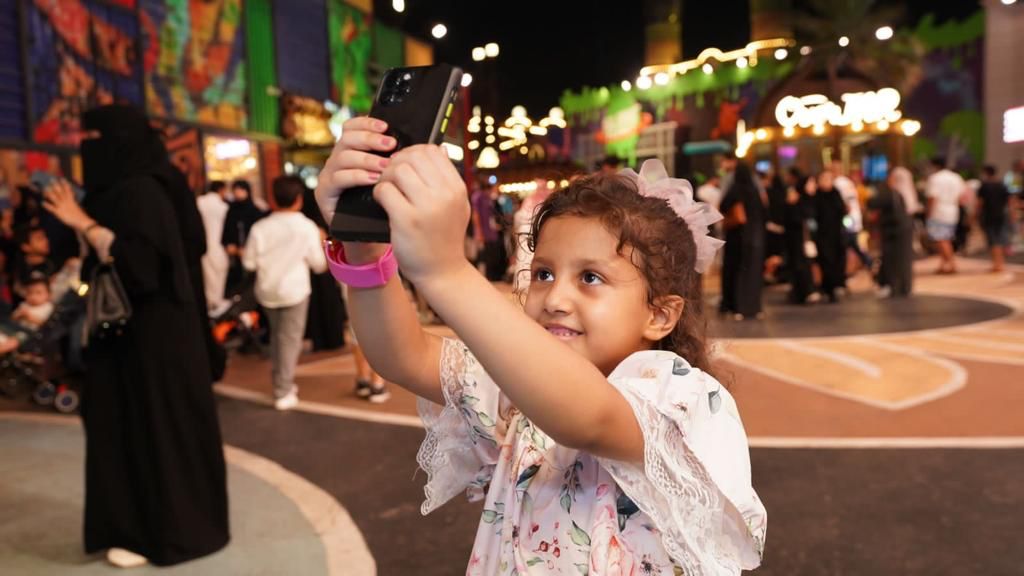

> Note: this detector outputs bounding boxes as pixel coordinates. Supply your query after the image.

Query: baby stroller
[211,274,267,356]
[0,288,87,413]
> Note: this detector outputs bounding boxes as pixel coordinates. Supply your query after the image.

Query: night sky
[372,0,982,117]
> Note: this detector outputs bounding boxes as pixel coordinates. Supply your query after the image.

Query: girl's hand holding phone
[315,116,397,263]
[374,144,470,285]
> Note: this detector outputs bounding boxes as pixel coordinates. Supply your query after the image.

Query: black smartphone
[330,64,463,243]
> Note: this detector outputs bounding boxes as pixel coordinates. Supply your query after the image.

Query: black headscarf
[221,180,265,248]
[79,104,193,303]
[81,105,165,196]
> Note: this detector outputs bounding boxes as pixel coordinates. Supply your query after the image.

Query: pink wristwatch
[323,240,399,288]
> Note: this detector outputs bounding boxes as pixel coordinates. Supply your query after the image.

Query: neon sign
[775,88,903,129]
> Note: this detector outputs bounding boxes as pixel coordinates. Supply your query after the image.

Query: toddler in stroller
[0,272,86,412]
[211,272,267,356]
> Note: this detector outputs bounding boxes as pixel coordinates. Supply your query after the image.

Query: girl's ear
[643,295,685,342]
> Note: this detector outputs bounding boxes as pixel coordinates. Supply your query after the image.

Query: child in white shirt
[243,176,327,410]
[12,274,54,330]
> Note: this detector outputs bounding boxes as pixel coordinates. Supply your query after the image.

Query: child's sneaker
[367,385,391,404]
[355,379,372,398]
[274,391,299,411]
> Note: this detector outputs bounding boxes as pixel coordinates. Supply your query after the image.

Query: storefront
[202,135,267,207]
[279,94,344,190]
[735,70,923,181]
[561,9,986,178]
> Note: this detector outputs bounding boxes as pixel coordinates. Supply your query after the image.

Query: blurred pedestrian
[925,157,965,274]
[42,104,229,568]
[813,170,848,302]
[719,161,765,319]
[977,165,1013,272]
[869,167,915,297]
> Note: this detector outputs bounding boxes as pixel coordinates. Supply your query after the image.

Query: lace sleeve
[416,338,505,515]
[598,354,767,576]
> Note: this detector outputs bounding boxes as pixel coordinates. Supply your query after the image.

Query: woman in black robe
[145,138,227,381]
[220,179,265,296]
[813,170,848,303]
[719,161,766,319]
[763,171,787,281]
[869,167,915,297]
[300,184,347,351]
[783,168,816,304]
[43,105,229,567]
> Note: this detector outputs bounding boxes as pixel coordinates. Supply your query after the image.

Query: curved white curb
[0,412,376,575]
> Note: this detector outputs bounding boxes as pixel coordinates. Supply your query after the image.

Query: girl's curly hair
[525,172,714,377]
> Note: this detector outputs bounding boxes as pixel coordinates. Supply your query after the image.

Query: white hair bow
[619,159,725,273]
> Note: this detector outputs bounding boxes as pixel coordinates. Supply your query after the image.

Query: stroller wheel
[33,381,57,406]
[54,387,80,413]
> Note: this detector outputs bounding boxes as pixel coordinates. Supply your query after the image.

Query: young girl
[316,117,766,575]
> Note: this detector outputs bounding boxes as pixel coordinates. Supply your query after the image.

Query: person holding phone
[315,117,765,575]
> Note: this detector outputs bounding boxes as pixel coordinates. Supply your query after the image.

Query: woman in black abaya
[43,105,229,568]
[783,168,816,304]
[869,167,915,297]
[719,161,766,319]
[301,184,347,351]
[813,170,848,303]
[221,179,265,297]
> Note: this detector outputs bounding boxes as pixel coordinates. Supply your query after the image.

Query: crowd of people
[691,155,1023,320]
[457,155,1023,325]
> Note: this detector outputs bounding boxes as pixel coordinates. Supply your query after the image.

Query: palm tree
[791,0,925,151]
[793,0,924,97]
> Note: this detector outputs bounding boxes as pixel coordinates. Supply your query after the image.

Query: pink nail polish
[379,157,390,169]
[369,172,380,181]
[375,120,387,131]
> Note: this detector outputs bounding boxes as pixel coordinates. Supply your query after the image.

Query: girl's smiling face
[525,215,674,375]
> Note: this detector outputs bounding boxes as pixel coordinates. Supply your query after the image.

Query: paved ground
[3,255,1023,574]
[0,414,370,575]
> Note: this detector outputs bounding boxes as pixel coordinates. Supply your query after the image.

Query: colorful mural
[141,0,248,130]
[151,120,204,193]
[27,0,143,146]
[327,0,372,112]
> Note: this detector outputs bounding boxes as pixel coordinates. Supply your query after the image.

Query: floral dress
[417,339,767,575]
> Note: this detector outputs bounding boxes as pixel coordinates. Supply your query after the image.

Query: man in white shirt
[196,181,231,312]
[925,157,966,274]
[242,176,327,410]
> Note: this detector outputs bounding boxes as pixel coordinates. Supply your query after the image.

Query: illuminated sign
[776,88,903,129]
[1004,106,1024,143]
[213,139,251,160]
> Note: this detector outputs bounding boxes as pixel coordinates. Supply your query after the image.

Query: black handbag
[83,259,132,345]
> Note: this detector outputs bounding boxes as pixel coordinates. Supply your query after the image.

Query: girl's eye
[582,271,603,285]
[534,269,554,282]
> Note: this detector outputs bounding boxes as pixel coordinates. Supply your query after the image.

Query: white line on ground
[214,383,424,428]
[224,446,376,575]
[749,436,1024,449]
[8,404,1024,453]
